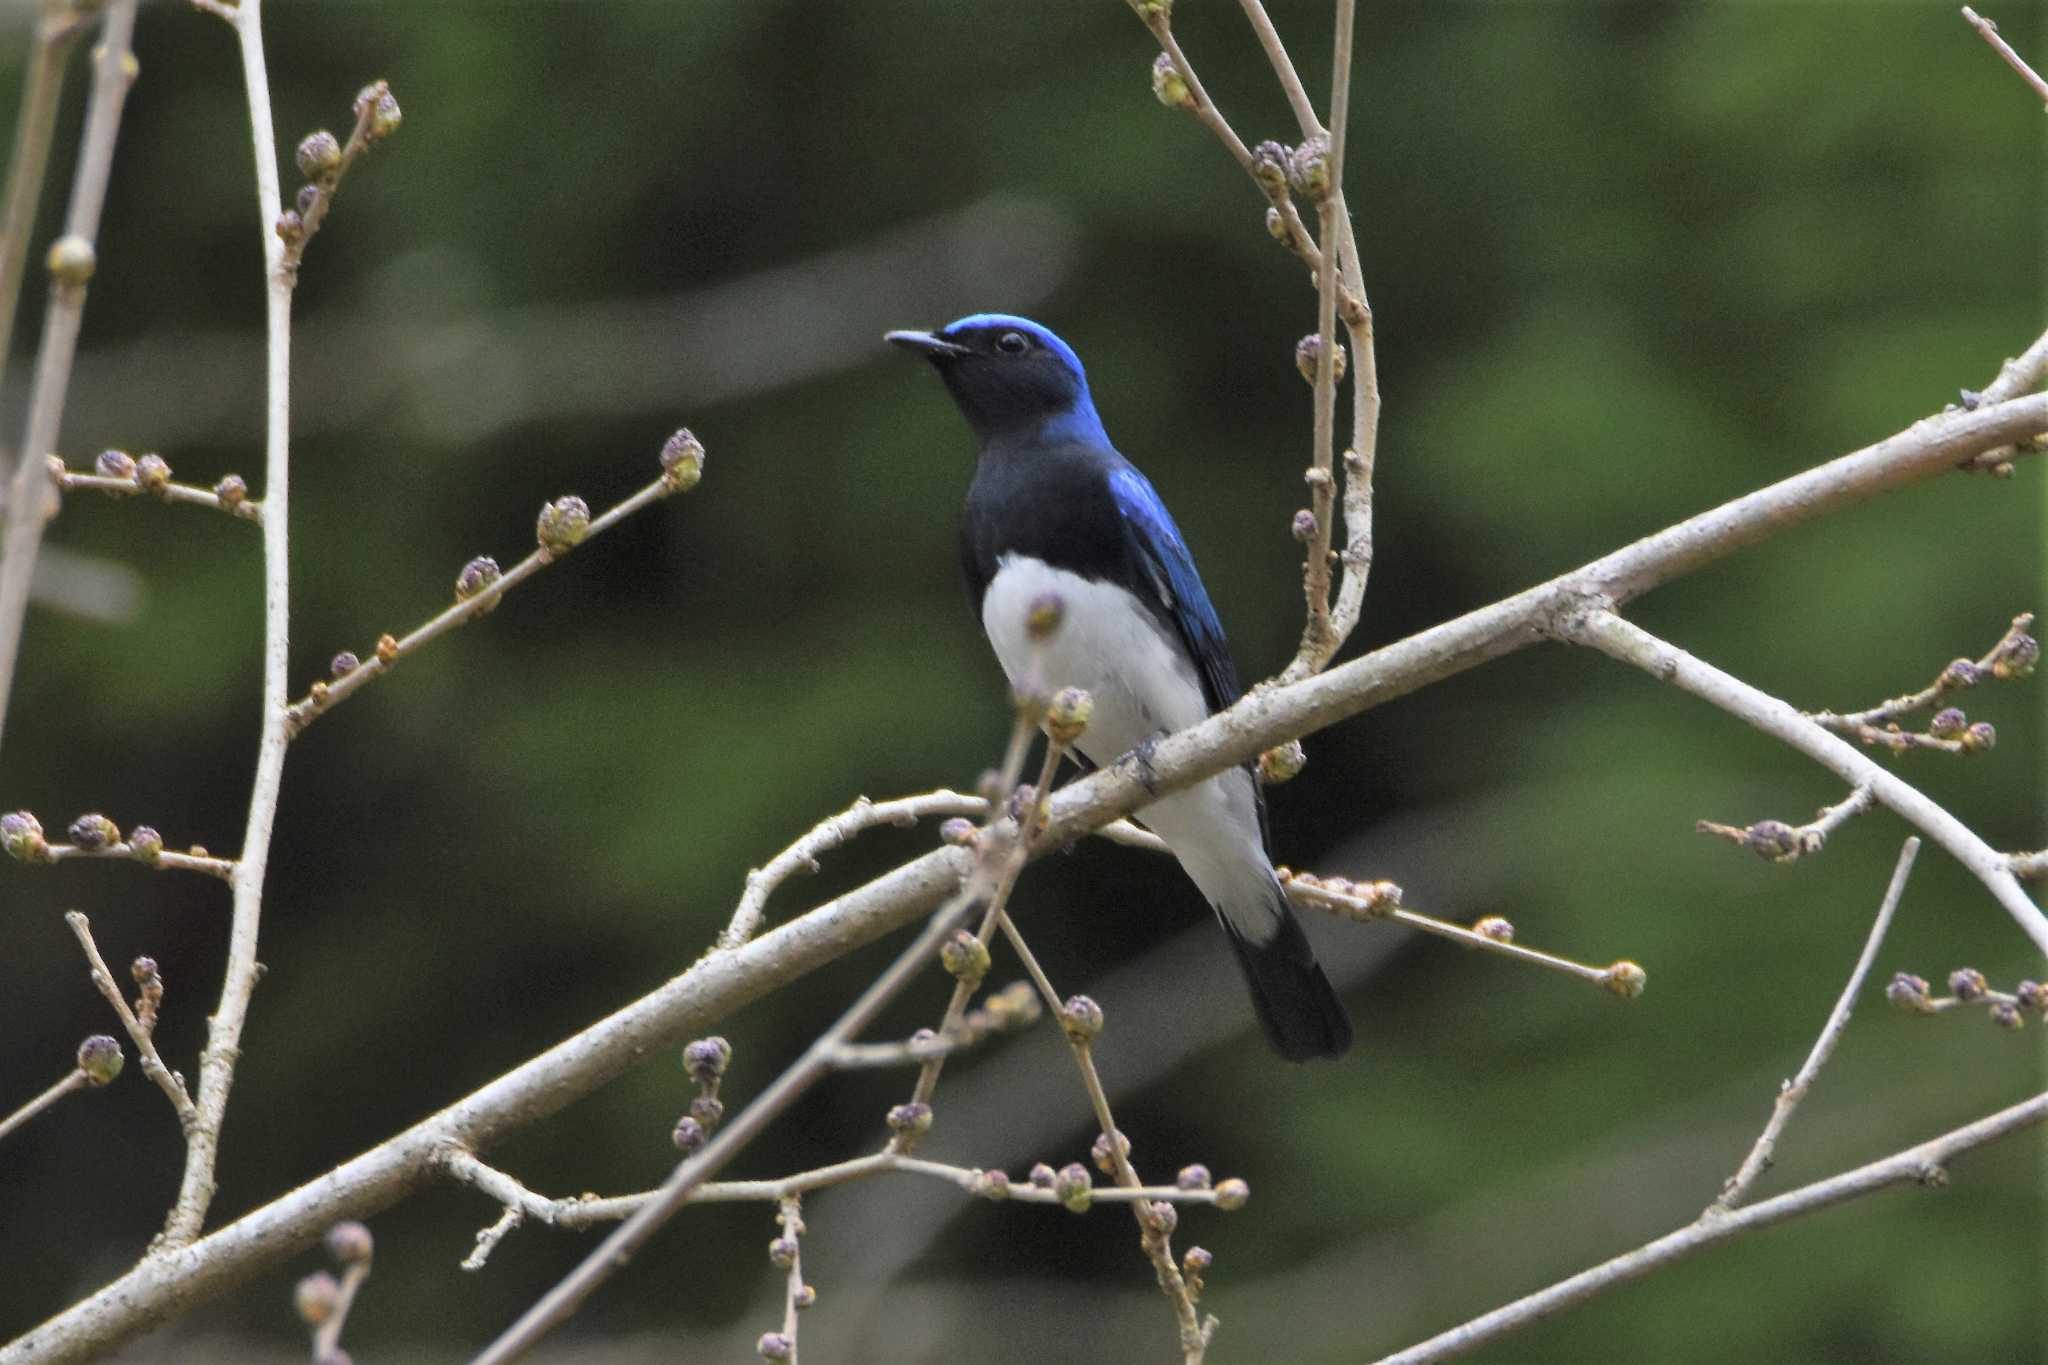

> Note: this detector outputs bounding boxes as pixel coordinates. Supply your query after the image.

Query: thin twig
[285,470,690,735]
[994,912,1214,1362]
[1708,837,1920,1215]
[1962,6,2048,105]
[1374,1085,2048,1364]
[774,1196,804,1363]
[0,0,139,757]
[1559,608,2048,956]
[0,0,96,401]
[163,0,290,1250]
[63,911,195,1128]
[0,1069,88,1145]
[1807,611,2034,734]
[1696,783,1876,864]
[48,462,261,524]
[37,836,236,880]
[309,1261,369,1363]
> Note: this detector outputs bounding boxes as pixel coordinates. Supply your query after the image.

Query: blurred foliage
[0,1,2043,1361]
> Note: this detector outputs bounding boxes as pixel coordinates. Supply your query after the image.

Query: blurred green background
[1,1,2044,1361]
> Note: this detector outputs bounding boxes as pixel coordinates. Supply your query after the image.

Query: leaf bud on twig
[1992,631,2038,679]
[68,812,119,851]
[294,1271,339,1326]
[972,1168,1011,1200]
[1290,508,1318,542]
[757,1333,793,1362]
[1259,739,1306,784]
[1028,1162,1057,1190]
[325,1220,374,1267]
[355,82,402,141]
[660,428,706,491]
[374,634,398,666]
[274,210,304,245]
[1060,994,1105,1043]
[689,1095,724,1130]
[46,234,94,286]
[536,496,591,555]
[127,825,162,863]
[671,1115,706,1153]
[1045,687,1093,744]
[767,1236,798,1269]
[940,929,991,985]
[794,1284,817,1309]
[132,454,171,496]
[295,130,342,180]
[214,474,249,510]
[1294,332,1347,384]
[1140,1199,1178,1236]
[1213,1177,1250,1211]
[1948,967,1988,1002]
[1960,721,1996,753]
[1025,592,1065,641]
[683,1036,731,1085]
[887,1101,933,1139]
[1928,707,1967,739]
[454,555,501,606]
[94,449,135,481]
[1473,915,1515,943]
[1990,1001,2024,1031]
[1176,1164,1212,1190]
[1288,134,1332,199]
[1265,206,1289,242]
[1939,659,1980,690]
[1601,960,1647,1000]
[1055,1162,1093,1212]
[1886,971,1935,1014]
[1150,51,1193,110]
[295,184,319,216]
[2,810,46,862]
[76,1034,123,1086]
[2017,980,2048,1015]
[938,817,977,847]
[1091,1128,1131,1174]
[1250,140,1291,195]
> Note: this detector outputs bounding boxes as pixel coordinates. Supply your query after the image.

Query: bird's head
[886,313,1106,446]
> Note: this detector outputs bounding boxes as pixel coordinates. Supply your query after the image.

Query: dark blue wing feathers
[1107,465,1243,716]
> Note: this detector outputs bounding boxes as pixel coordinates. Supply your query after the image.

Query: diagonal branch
[1558,608,2047,954]
[1373,1083,2048,1364]
[1708,838,1919,1214]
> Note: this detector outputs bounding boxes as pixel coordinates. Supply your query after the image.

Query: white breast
[980,556,1206,767]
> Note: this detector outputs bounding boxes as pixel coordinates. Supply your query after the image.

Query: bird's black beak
[885,328,970,360]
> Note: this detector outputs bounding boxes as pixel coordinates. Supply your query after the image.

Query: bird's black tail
[1220,884,1353,1061]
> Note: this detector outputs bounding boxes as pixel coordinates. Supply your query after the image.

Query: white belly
[980,556,1279,943]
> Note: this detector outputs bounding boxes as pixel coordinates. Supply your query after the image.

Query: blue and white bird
[887,313,1353,1061]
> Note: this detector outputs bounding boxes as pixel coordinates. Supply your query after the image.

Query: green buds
[127,825,163,863]
[536,496,591,555]
[76,1034,124,1086]
[1601,960,1647,1000]
[46,235,94,287]
[1054,1162,1093,1212]
[132,454,171,497]
[1151,52,1193,110]
[1060,994,1104,1043]
[1250,140,1291,195]
[68,813,119,851]
[455,555,501,604]
[661,428,706,491]
[2,811,47,861]
[1045,687,1094,744]
[887,1101,933,1139]
[940,930,991,985]
[296,130,343,180]
[1294,332,1347,384]
[1288,134,1331,199]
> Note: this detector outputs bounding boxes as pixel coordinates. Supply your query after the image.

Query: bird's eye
[996,331,1030,355]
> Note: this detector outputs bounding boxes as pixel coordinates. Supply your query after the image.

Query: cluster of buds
[1887,970,2048,1031]
[1279,868,1403,921]
[672,1036,733,1155]
[3,811,181,868]
[293,1220,373,1358]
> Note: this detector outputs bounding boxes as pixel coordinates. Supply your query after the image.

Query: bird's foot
[1119,736,1162,797]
